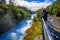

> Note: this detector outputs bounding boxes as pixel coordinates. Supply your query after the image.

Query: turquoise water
[0,20,27,40]
[0,14,36,40]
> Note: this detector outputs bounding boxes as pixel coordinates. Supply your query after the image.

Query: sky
[25,0,54,2]
[6,0,55,11]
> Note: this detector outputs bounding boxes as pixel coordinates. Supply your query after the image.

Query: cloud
[6,0,52,11]
[25,2,52,11]
[44,0,50,2]
[5,0,9,4]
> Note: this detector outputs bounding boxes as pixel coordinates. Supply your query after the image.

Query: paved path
[48,16,60,32]
[34,35,43,40]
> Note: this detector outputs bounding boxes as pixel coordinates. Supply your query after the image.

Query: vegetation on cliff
[23,14,42,40]
[36,0,60,17]
[0,3,31,34]
[46,0,60,17]
[0,3,31,23]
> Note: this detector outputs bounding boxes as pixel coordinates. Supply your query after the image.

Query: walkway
[48,16,60,32]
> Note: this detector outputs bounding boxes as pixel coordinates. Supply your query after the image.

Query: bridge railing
[47,20,60,40]
[42,18,54,40]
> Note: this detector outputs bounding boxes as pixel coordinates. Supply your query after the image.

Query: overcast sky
[6,0,55,11]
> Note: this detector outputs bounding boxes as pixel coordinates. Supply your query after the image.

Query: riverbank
[23,16,42,40]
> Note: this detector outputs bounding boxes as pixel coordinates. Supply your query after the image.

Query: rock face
[0,13,16,35]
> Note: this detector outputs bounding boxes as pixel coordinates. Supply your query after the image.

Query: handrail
[47,21,60,40]
[42,18,54,40]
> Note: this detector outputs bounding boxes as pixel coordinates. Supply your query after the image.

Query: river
[0,14,36,40]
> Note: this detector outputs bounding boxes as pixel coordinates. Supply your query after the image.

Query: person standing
[41,9,48,22]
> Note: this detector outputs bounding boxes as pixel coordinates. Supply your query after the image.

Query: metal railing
[42,18,60,40]
[42,18,54,40]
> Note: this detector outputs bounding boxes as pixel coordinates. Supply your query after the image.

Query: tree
[45,0,60,17]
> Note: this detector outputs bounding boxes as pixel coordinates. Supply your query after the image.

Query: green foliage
[33,16,40,22]
[36,0,60,17]
[36,9,42,19]
[23,21,42,40]
[46,0,60,17]
[23,15,42,40]
[0,3,31,23]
